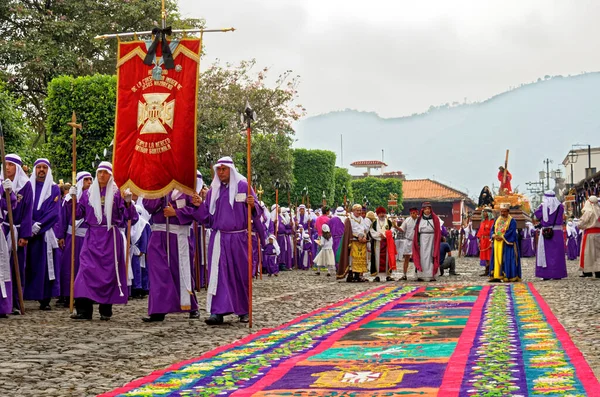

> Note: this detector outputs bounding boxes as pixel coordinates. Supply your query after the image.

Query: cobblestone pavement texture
[0,255,598,396]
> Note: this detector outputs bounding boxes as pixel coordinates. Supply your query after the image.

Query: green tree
[350,177,403,212]
[0,82,40,166]
[196,59,304,201]
[333,167,353,207]
[0,0,202,139]
[232,133,295,207]
[45,74,116,180]
[292,149,336,209]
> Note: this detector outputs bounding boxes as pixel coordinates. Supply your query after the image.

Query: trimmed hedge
[45,74,116,180]
[350,177,404,212]
[292,148,336,209]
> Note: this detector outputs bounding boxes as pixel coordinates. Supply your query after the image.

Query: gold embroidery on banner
[137,93,175,134]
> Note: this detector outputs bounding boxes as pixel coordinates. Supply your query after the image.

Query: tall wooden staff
[0,122,25,314]
[67,112,82,313]
[193,221,201,292]
[289,184,298,269]
[274,180,280,235]
[243,102,257,328]
[257,185,264,280]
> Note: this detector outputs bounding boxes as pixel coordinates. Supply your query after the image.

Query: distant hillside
[293,73,600,199]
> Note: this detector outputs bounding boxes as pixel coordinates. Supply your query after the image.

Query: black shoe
[440,269,444,276]
[399,275,407,281]
[488,278,501,283]
[100,315,111,321]
[429,278,437,282]
[205,314,224,325]
[373,276,381,282]
[315,272,320,276]
[580,272,593,278]
[70,313,92,320]
[11,308,21,315]
[0,314,7,319]
[416,278,425,282]
[386,276,394,282]
[449,273,460,276]
[239,314,249,323]
[326,273,331,277]
[39,305,51,311]
[189,310,200,319]
[142,314,165,323]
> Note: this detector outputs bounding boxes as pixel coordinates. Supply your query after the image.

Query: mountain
[293,73,600,199]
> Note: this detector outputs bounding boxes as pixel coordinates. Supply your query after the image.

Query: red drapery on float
[113,38,201,197]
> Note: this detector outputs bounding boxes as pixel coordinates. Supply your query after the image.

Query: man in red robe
[498,166,512,194]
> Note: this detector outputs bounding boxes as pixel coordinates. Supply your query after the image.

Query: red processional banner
[113,38,201,198]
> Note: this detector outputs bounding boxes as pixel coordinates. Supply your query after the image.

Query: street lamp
[573,143,594,178]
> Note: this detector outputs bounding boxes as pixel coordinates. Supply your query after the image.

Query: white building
[562,147,600,187]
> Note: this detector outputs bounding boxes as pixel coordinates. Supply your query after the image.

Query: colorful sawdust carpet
[102,284,599,397]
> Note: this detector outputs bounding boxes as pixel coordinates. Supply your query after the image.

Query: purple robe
[52,206,63,297]
[520,228,535,258]
[276,216,293,269]
[2,181,33,309]
[74,187,138,304]
[24,182,60,301]
[298,240,312,270]
[195,180,265,316]
[263,244,279,275]
[328,217,345,267]
[131,223,151,291]
[465,231,480,257]
[534,205,567,279]
[566,233,579,260]
[0,190,17,315]
[56,198,87,298]
[144,195,198,315]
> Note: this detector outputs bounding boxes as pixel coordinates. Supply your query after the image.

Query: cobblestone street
[0,255,598,396]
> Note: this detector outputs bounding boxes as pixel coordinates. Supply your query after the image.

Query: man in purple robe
[25,158,60,310]
[130,203,151,299]
[534,191,567,280]
[0,179,17,318]
[1,154,33,314]
[70,162,137,320]
[142,189,199,322]
[519,222,536,257]
[56,171,92,306]
[276,207,293,270]
[329,207,347,269]
[193,156,265,325]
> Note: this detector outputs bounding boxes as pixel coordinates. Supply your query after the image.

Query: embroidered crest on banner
[137,93,175,134]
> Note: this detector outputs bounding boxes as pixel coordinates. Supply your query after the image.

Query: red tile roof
[403,179,468,201]
[350,160,388,167]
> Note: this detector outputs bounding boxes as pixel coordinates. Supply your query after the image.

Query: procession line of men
[0,155,266,325]
[6,154,594,325]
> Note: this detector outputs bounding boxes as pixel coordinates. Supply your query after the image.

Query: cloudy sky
[178,0,600,118]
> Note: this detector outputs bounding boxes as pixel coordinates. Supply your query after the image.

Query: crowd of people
[1,154,599,325]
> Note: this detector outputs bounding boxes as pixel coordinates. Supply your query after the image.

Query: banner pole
[0,122,25,314]
[67,111,82,313]
[244,104,256,328]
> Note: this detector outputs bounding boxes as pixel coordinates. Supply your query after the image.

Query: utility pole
[543,158,553,191]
